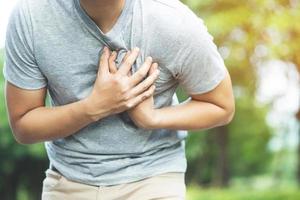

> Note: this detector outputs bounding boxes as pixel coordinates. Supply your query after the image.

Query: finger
[124,51,133,76]
[123,50,131,61]
[117,47,140,75]
[127,85,156,108]
[149,63,158,75]
[128,69,159,98]
[123,51,133,76]
[98,46,110,76]
[109,51,118,73]
[129,56,153,87]
[127,70,132,77]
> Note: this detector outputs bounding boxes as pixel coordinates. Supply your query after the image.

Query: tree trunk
[296,109,300,185]
[212,126,230,187]
[2,172,18,200]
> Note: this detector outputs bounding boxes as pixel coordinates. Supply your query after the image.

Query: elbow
[216,96,235,127]
[11,124,37,145]
[222,102,235,125]
[13,131,35,145]
[224,108,235,125]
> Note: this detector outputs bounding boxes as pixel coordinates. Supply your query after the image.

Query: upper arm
[3,0,47,90]
[2,1,48,134]
[151,8,229,96]
[166,8,234,112]
[174,15,228,96]
[5,81,47,134]
[190,69,235,114]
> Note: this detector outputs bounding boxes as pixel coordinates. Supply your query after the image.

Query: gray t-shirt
[3,0,226,186]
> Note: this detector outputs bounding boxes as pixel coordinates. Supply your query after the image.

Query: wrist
[147,109,163,129]
[79,97,108,122]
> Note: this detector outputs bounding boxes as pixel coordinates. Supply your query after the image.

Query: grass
[187,185,300,200]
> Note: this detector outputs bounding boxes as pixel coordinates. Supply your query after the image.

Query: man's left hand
[108,50,160,129]
[127,55,160,129]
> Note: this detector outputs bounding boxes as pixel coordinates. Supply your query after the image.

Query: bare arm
[5,47,159,144]
[128,69,235,131]
[152,70,235,130]
[5,82,93,144]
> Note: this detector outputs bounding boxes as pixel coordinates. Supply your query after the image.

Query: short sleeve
[174,14,227,95]
[2,0,47,90]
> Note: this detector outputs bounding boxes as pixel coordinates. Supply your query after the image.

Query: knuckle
[114,73,122,79]
[153,71,160,78]
[100,53,107,60]
[112,75,123,84]
[125,102,133,109]
[111,77,120,85]
[142,95,148,101]
[136,71,146,79]
[124,59,132,66]
[147,88,154,95]
[150,76,158,84]
[151,85,156,92]
[146,90,152,97]
[142,83,149,91]
[100,57,105,64]
[122,92,131,101]
[120,85,129,94]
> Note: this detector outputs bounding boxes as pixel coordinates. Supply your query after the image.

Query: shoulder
[14,0,50,13]
[142,0,188,38]
[143,0,188,23]
[140,0,212,61]
[141,0,210,48]
[13,0,74,20]
[23,0,73,9]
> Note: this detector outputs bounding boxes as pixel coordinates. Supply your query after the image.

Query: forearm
[153,98,234,131]
[14,99,99,144]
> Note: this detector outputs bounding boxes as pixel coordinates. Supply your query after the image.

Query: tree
[0,50,48,200]
[180,0,277,187]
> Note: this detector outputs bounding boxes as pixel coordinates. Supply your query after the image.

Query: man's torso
[26,0,188,186]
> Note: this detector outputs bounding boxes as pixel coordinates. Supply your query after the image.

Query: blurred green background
[0,0,299,199]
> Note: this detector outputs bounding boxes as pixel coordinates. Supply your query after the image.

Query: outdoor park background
[0,0,299,199]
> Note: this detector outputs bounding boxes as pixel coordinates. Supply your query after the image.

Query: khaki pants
[41,169,186,200]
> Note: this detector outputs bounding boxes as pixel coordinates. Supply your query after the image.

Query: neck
[80,0,125,34]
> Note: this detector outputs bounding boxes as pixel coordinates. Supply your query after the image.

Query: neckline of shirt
[73,0,133,40]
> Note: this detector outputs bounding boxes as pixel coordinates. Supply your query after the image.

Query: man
[3,0,235,199]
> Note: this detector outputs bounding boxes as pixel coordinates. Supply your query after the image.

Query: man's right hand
[83,46,160,122]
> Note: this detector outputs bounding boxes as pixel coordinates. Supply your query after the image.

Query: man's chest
[33,25,175,104]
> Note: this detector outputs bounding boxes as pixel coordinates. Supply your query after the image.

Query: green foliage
[181,0,300,186]
[0,49,48,200]
[0,49,47,164]
[1,0,299,198]
[228,95,272,176]
[187,186,300,200]
[178,0,277,186]
[177,89,272,185]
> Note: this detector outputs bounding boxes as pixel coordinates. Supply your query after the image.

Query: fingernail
[147,56,153,62]
[134,47,140,52]
[112,51,117,56]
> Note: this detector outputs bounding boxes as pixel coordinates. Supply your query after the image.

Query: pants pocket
[42,168,64,192]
